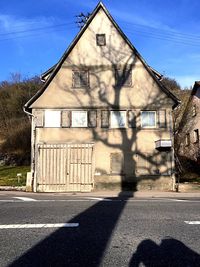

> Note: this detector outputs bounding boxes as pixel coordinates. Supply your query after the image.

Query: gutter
[23,106,33,117]
[23,106,36,192]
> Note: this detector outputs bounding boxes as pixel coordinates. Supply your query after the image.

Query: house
[24,2,179,192]
[176,81,200,174]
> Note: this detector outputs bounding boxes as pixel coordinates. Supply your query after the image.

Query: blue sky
[0,0,200,88]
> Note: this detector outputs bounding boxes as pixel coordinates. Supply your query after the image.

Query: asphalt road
[0,192,199,267]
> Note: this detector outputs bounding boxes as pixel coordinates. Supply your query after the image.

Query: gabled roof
[25,1,180,110]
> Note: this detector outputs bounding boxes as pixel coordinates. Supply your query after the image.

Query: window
[141,111,156,128]
[71,111,87,127]
[192,105,197,117]
[110,153,124,174]
[110,111,126,128]
[115,65,132,87]
[185,133,190,146]
[136,153,159,175]
[96,34,106,46]
[44,110,60,127]
[72,70,89,88]
[194,129,199,143]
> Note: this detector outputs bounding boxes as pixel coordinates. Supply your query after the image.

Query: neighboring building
[24,2,179,192]
[176,81,200,172]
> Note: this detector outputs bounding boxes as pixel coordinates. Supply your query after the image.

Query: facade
[176,81,200,172]
[24,2,179,192]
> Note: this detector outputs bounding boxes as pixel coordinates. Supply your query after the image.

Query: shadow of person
[129,237,200,267]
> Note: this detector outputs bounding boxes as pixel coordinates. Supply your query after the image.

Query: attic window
[115,65,132,87]
[192,105,197,117]
[72,70,89,88]
[194,129,199,143]
[96,34,106,46]
[185,133,190,146]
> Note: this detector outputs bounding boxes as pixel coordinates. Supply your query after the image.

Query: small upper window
[141,111,156,128]
[110,111,126,128]
[192,105,197,117]
[71,111,87,127]
[72,70,89,88]
[115,65,132,87]
[44,110,61,127]
[185,133,190,146]
[194,129,199,143]
[96,34,106,46]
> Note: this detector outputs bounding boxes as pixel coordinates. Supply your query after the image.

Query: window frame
[96,34,106,46]
[192,105,197,117]
[141,111,157,128]
[193,129,199,143]
[44,110,61,128]
[110,110,127,128]
[185,133,190,146]
[72,70,89,88]
[71,110,88,128]
[115,65,132,87]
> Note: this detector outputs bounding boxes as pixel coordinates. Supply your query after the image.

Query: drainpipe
[23,106,36,192]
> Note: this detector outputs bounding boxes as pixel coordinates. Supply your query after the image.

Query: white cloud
[110,7,175,32]
[0,14,57,33]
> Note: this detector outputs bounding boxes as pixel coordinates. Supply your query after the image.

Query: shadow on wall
[129,237,200,267]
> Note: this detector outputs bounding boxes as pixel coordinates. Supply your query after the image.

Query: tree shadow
[8,196,129,267]
[129,237,200,267]
[17,3,179,267]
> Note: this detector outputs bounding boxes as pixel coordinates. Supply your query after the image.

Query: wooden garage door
[36,143,94,192]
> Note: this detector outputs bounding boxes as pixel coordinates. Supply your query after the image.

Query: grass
[0,166,30,186]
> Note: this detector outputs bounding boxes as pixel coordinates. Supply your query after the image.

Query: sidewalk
[65,190,200,198]
[1,188,200,199]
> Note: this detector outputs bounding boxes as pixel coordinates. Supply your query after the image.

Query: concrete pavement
[1,189,200,199]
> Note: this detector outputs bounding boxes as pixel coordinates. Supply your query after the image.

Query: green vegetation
[0,73,41,165]
[0,166,30,186]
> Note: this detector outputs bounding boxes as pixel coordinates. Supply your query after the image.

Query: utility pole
[75,13,90,29]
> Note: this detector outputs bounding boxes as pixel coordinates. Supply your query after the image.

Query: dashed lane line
[13,197,37,202]
[184,221,200,225]
[0,223,79,229]
[0,198,199,203]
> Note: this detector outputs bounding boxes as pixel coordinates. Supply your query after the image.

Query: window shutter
[34,110,43,127]
[110,153,124,174]
[61,110,71,127]
[158,152,171,175]
[88,110,97,128]
[136,153,159,175]
[128,110,136,128]
[101,110,109,128]
[158,110,166,128]
[72,71,81,88]
[136,154,148,175]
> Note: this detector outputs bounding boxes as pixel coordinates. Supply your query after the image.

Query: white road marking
[86,197,112,201]
[0,223,79,229]
[0,198,199,203]
[184,221,200,225]
[13,197,37,202]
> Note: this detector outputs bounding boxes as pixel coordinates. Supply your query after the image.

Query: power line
[122,21,200,40]
[0,26,77,42]
[0,18,200,47]
[0,22,75,37]
[123,27,200,47]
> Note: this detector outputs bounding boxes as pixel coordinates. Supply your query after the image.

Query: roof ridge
[24,1,180,109]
